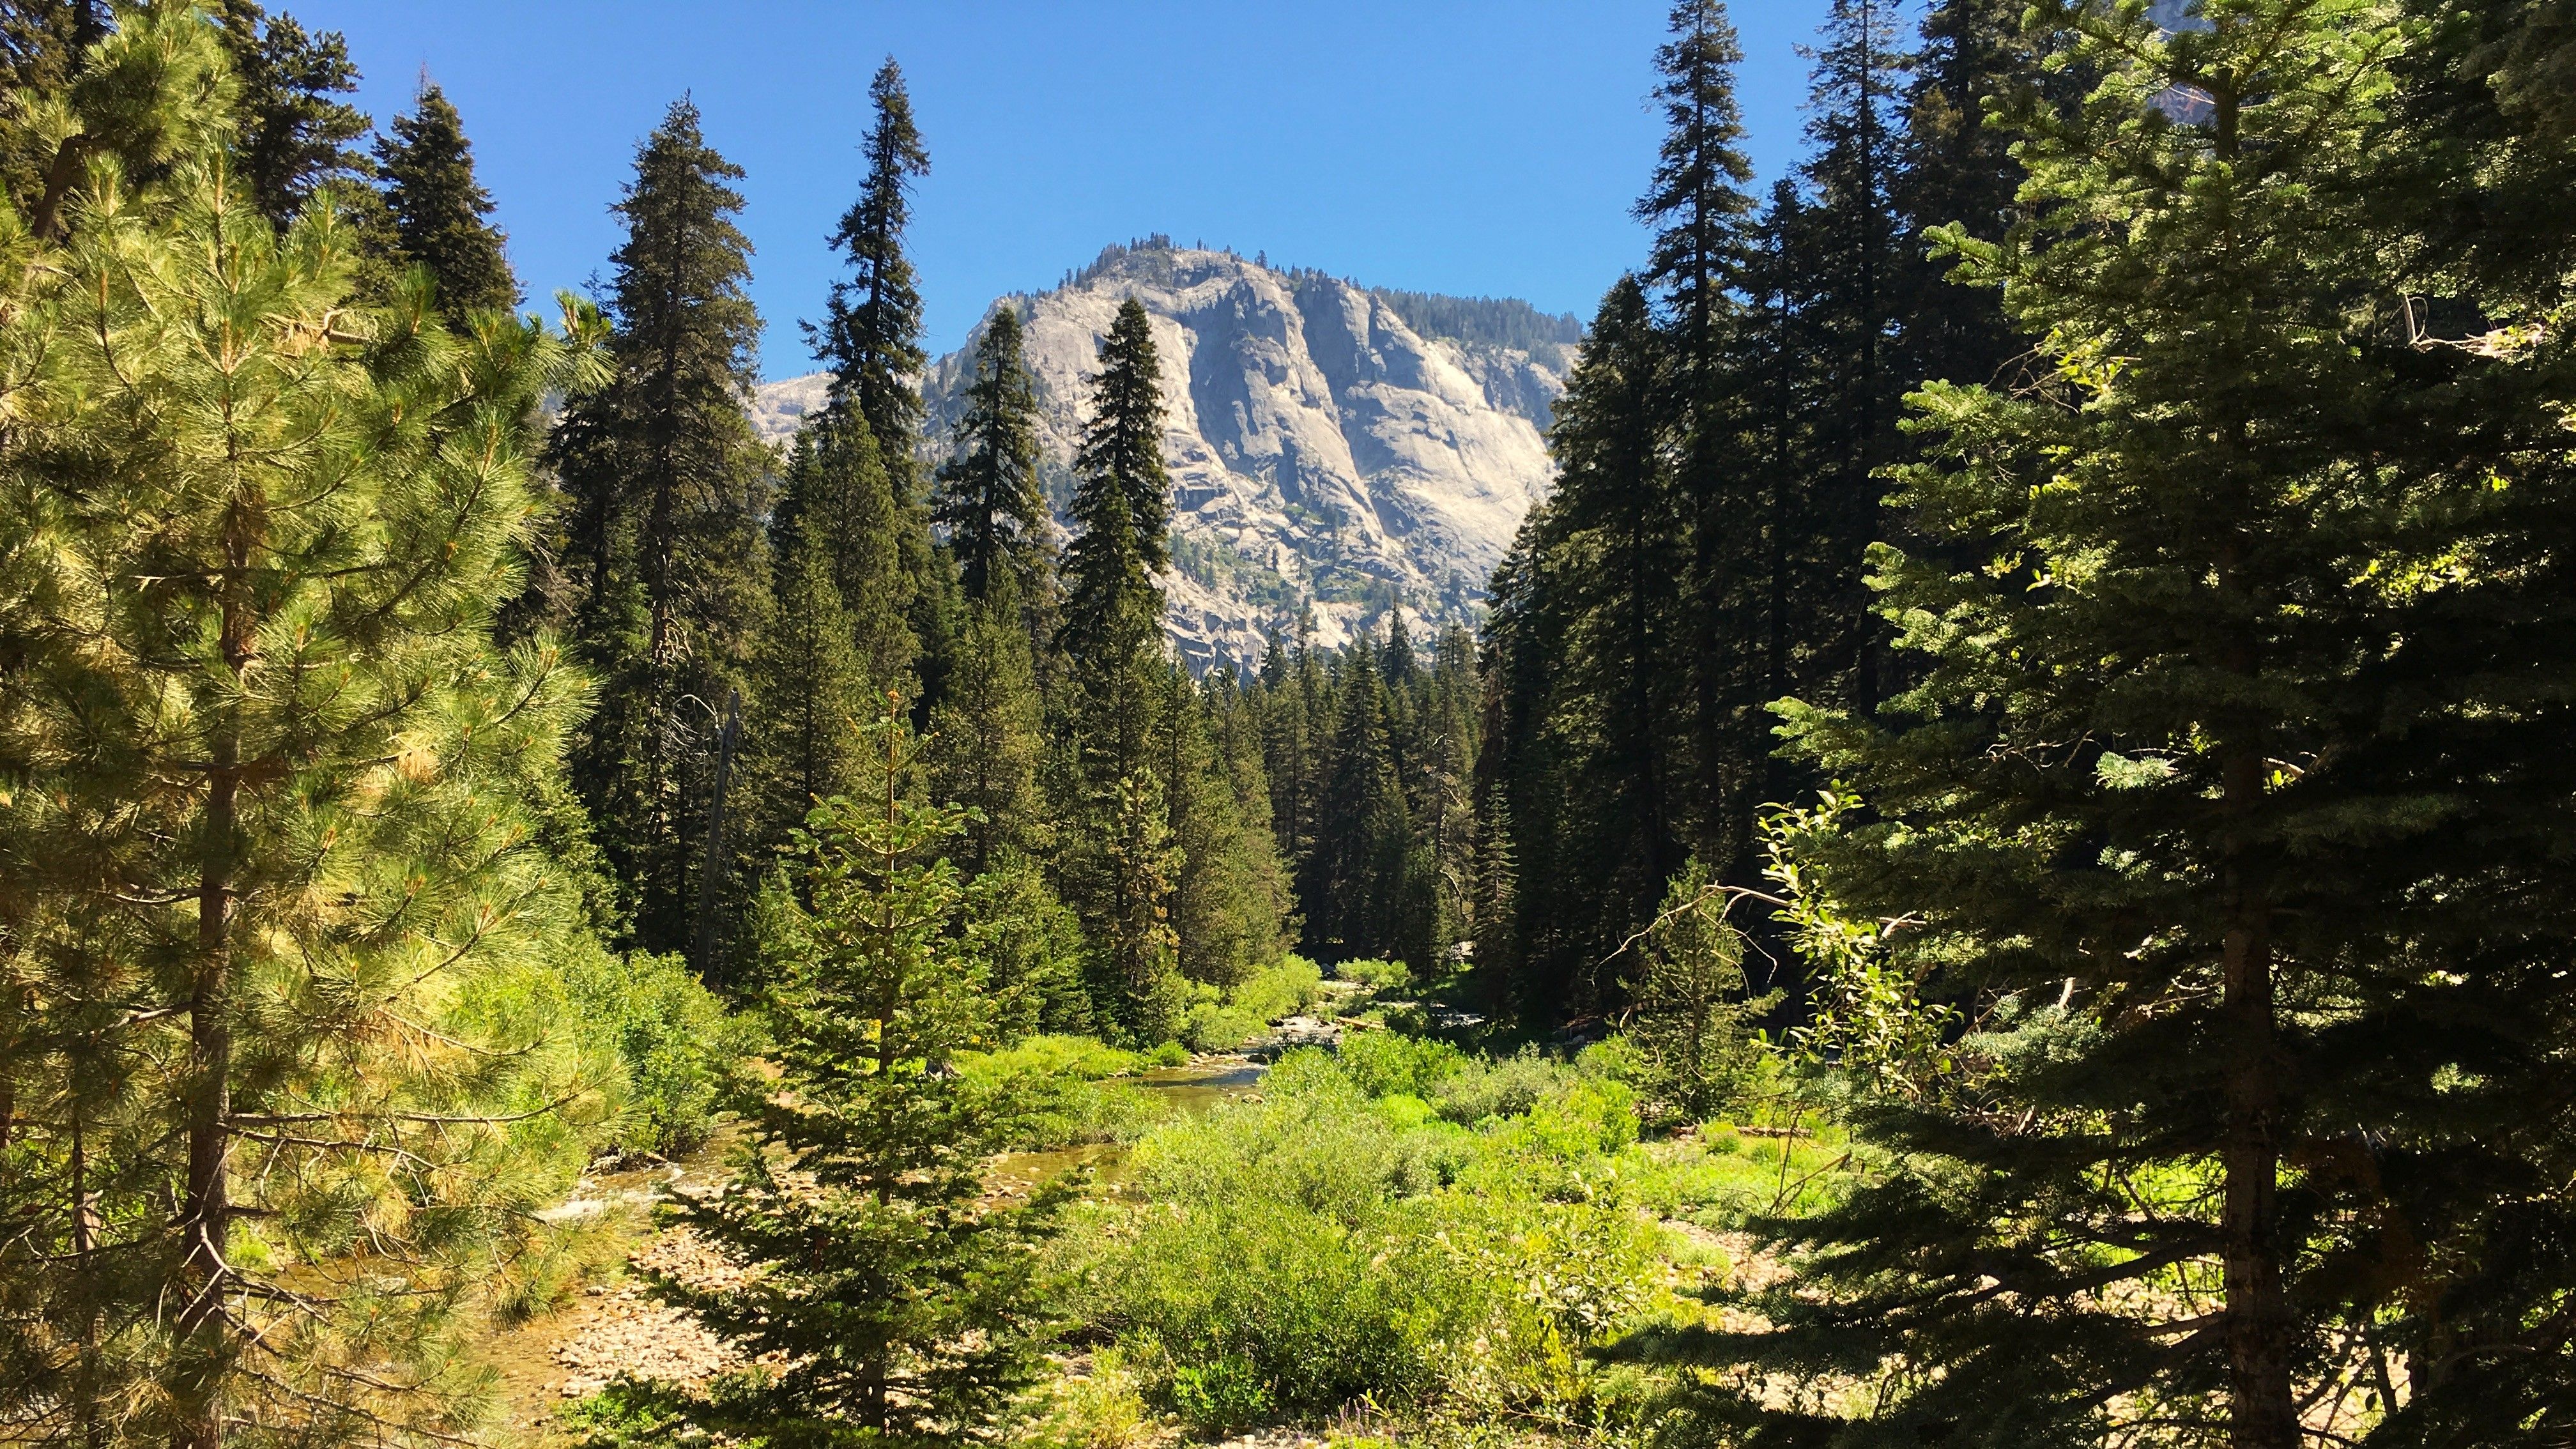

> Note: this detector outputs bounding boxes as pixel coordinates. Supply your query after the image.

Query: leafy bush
[560,947,751,1157]
[958,1034,1163,1149]
[1065,1041,1683,1432]
[1335,957,1412,991]
[1142,1040,1190,1068]
[1233,954,1324,1022]
[1337,1029,1466,1099]
[1431,1046,1573,1124]
[1181,1003,1264,1053]
[1179,956,1326,1052]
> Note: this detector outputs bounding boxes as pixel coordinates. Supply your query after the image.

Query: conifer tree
[811,57,950,708]
[1482,278,1683,1011]
[0,12,610,1441]
[553,98,772,964]
[1054,298,1181,1034]
[742,525,873,886]
[663,712,1059,1447]
[1648,4,2576,1443]
[1163,670,1287,986]
[776,409,921,695]
[1298,647,1427,967]
[374,80,518,323]
[1891,0,2039,393]
[818,57,930,484]
[935,303,1053,608]
[211,0,370,229]
[929,583,1047,878]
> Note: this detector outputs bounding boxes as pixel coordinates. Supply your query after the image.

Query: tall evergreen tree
[0,14,609,1441]
[935,303,1053,609]
[664,713,1059,1448]
[1646,4,2576,1443]
[1482,279,1683,1013]
[742,525,873,893]
[1054,298,1180,1034]
[816,57,931,480]
[374,80,518,323]
[1164,670,1287,986]
[1793,0,1911,716]
[929,583,1048,878]
[553,98,772,965]
[1298,647,1429,967]
[1891,0,2041,394]
[776,409,921,695]
[811,57,950,710]
[211,0,370,229]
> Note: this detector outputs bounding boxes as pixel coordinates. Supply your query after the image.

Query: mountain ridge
[755,242,1574,666]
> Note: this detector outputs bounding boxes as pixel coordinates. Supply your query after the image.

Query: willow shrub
[1062,1046,1675,1434]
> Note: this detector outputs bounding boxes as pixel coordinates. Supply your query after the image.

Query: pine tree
[663,712,1059,1448]
[1646,4,2576,1443]
[0,0,105,213]
[929,583,1047,878]
[1298,647,1426,967]
[1164,670,1287,986]
[1054,298,1180,1035]
[817,56,931,484]
[211,0,371,229]
[553,98,772,966]
[776,408,921,695]
[1891,0,2040,394]
[375,80,519,323]
[1482,278,1683,1012]
[935,303,1053,609]
[1637,0,1767,878]
[1794,0,1911,717]
[1625,862,1772,1121]
[0,13,608,1441]
[810,57,949,709]
[742,524,874,894]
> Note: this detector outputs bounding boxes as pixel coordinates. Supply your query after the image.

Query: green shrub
[560,948,750,1157]
[1144,1040,1190,1068]
[1181,1002,1265,1052]
[1337,1029,1466,1099]
[1335,957,1412,990]
[1066,1039,1684,1430]
[1232,954,1325,1022]
[957,1034,1162,1149]
[1431,1046,1572,1124]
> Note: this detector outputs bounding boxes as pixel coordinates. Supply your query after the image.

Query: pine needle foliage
[0,10,612,1445]
[933,303,1052,609]
[551,97,772,966]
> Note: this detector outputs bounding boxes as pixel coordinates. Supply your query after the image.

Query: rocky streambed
[488,1036,1310,1436]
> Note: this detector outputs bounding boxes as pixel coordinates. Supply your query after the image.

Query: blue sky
[290,1,1859,378]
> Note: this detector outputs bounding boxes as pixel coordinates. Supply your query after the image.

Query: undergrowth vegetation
[1048,1036,1860,1441]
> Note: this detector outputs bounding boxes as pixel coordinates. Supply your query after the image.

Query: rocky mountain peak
[759,241,1577,668]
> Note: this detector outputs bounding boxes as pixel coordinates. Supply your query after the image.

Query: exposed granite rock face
[755,244,1572,670]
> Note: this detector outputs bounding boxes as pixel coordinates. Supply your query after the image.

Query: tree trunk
[176,525,254,1449]
[2219,859,2297,1448]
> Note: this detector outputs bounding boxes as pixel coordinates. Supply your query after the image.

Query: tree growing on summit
[376,80,518,323]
